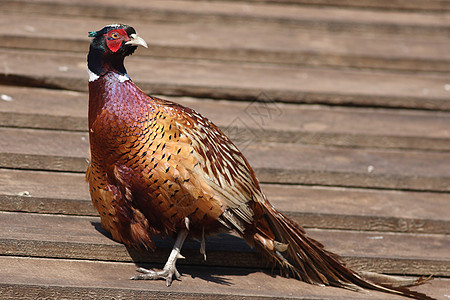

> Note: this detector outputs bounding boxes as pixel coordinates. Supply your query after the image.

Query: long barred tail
[250,200,434,300]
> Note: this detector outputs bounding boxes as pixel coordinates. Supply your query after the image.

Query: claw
[130,266,181,286]
[136,267,151,274]
[166,276,173,286]
[200,226,206,261]
[185,217,190,230]
[174,268,181,279]
[129,230,188,286]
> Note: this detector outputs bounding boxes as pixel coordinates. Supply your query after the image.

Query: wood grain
[2,0,449,36]
[1,169,448,234]
[1,49,449,110]
[1,127,449,191]
[3,256,448,300]
[0,13,448,72]
[2,86,450,151]
[1,211,448,276]
[198,0,450,12]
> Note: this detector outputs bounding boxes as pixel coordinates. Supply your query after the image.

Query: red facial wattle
[104,29,129,53]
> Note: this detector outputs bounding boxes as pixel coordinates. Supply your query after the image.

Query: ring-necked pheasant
[86,24,433,299]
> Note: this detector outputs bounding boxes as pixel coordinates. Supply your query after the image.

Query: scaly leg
[130,229,188,286]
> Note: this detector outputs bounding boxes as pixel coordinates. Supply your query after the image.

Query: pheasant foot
[130,229,188,286]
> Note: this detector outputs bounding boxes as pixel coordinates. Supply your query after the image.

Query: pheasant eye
[104,29,127,52]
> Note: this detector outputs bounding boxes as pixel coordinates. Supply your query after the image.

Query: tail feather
[250,201,434,300]
[359,271,432,288]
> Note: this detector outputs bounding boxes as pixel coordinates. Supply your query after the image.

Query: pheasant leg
[130,229,188,286]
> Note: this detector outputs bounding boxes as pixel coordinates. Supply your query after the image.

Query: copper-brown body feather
[87,25,433,300]
[87,72,265,244]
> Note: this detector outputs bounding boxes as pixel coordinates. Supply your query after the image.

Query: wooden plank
[1,127,449,191]
[0,211,448,276]
[1,13,449,73]
[1,0,449,37]
[265,185,450,234]
[1,169,448,234]
[3,257,447,300]
[1,49,449,110]
[0,169,95,216]
[0,87,86,131]
[203,0,450,12]
[2,86,450,151]
[0,128,89,172]
[247,144,450,192]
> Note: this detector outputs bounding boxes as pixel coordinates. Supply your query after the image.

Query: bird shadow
[91,221,274,286]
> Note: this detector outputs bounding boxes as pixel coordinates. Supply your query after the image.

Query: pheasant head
[87,24,147,82]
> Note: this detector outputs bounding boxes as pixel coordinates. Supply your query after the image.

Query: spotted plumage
[86,24,433,298]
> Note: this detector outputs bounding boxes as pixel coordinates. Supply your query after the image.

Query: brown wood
[198,0,450,12]
[1,169,449,234]
[1,49,449,110]
[1,211,448,276]
[1,127,449,191]
[0,86,87,131]
[0,13,448,72]
[1,0,449,37]
[0,128,89,172]
[2,86,450,151]
[266,184,450,234]
[247,143,450,192]
[3,256,447,300]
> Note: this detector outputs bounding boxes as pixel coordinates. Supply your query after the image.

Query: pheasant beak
[126,33,148,48]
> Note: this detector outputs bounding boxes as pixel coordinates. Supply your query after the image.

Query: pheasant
[86,24,433,299]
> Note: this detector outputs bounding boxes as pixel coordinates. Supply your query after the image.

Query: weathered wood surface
[1,169,448,234]
[2,86,450,151]
[1,13,449,73]
[1,127,449,191]
[1,0,449,298]
[1,211,449,276]
[2,49,450,110]
[2,256,448,300]
[2,0,449,37]
[199,0,450,12]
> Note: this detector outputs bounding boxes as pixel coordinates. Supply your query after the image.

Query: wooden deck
[0,0,449,299]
